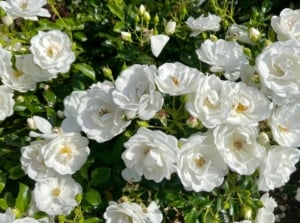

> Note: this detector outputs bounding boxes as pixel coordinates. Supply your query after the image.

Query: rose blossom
[185,75,233,128]
[33,175,82,216]
[30,30,75,75]
[269,103,300,147]
[213,124,266,175]
[41,132,90,175]
[112,64,163,120]
[254,193,277,223]
[196,39,249,80]
[0,0,50,21]
[0,85,14,121]
[271,8,300,41]
[122,127,178,183]
[155,62,204,96]
[186,13,221,37]
[77,81,131,143]
[257,145,300,191]
[256,39,300,105]
[21,140,57,182]
[177,132,228,192]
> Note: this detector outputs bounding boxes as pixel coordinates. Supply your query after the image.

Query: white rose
[144,201,163,223]
[122,127,178,183]
[13,217,39,223]
[225,82,271,125]
[0,50,37,92]
[258,146,300,191]
[256,39,300,105]
[254,193,277,223]
[15,54,56,82]
[196,39,249,80]
[213,124,266,175]
[226,24,253,45]
[77,81,131,143]
[41,133,90,175]
[271,8,300,41]
[269,103,300,147]
[33,175,82,216]
[0,0,50,20]
[21,140,57,182]
[103,201,146,223]
[185,13,221,37]
[112,64,164,120]
[30,30,75,75]
[61,90,86,133]
[0,85,14,121]
[177,132,228,192]
[185,75,233,128]
[155,62,204,96]
[0,208,14,223]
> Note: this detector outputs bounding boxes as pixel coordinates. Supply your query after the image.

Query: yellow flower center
[233,139,244,150]
[171,76,179,86]
[14,70,23,78]
[52,188,61,197]
[59,145,72,160]
[194,156,206,168]
[20,1,28,9]
[278,125,288,133]
[234,102,248,113]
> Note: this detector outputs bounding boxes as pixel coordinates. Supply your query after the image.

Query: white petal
[150,34,170,57]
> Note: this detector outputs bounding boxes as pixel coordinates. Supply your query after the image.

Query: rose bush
[0,0,299,223]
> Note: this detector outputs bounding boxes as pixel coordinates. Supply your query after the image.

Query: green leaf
[8,165,25,180]
[0,198,8,210]
[73,63,96,81]
[74,32,88,42]
[15,183,31,214]
[84,189,101,206]
[113,21,126,32]
[90,167,111,185]
[184,207,200,223]
[84,217,101,223]
[107,0,125,20]
[43,90,57,107]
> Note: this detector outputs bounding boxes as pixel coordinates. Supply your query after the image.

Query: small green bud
[134,14,140,23]
[241,205,252,220]
[102,66,114,81]
[137,120,149,128]
[154,14,159,24]
[144,11,151,23]
[138,4,146,16]
[243,47,252,58]
[248,27,261,42]
[75,193,83,203]
[121,31,132,42]
[58,215,65,223]
[210,34,218,42]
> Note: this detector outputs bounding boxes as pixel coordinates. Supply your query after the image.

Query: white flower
[0,0,50,21]
[226,24,254,45]
[21,140,57,182]
[61,90,86,133]
[177,132,228,192]
[77,81,131,143]
[155,62,204,96]
[185,75,233,128]
[271,8,300,41]
[269,103,300,147]
[165,20,176,35]
[121,168,142,183]
[186,13,221,37]
[254,193,277,223]
[122,127,178,183]
[256,39,300,105]
[144,201,163,223]
[150,34,170,57]
[29,116,62,139]
[196,39,249,80]
[33,175,82,216]
[225,82,271,125]
[0,208,14,223]
[15,54,55,82]
[0,85,14,121]
[103,201,146,223]
[258,146,300,191]
[41,133,90,175]
[213,124,266,175]
[30,30,75,75]
[13,217,39,223]
[112,64,164,120]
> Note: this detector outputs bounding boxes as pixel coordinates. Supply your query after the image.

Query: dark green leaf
[107,0,125,20]
[84,217,101,223]
[0,198,8,210]
[84,188,101,206]
[8,165,25,180]
[43,90,57,107]
[73,63,96,81]
[184,207,199,223]
[90,167,111,185]
[74,32,88,42]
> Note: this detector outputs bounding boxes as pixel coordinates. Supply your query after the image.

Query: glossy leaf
[15,183,31,214]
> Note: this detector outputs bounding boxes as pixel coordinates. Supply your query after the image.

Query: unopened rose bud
[27,118,37,130]
[165,20,176,35]
[144,11,151,23]
[258,132,270,146]
[154,14,159,24]
[121,31,132,42]
[210,34,218,42]
[186,116,200,128]
[138,4,146,16]
[241,205,252,220]
[57,110,64,119]
[2,15,13,26]
[102,66,113,81]
[248,27,261,43]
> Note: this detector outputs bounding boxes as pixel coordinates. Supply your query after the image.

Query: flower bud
[134,14,140,23]
[27,117,37,129]
[121,31,132,42]
[258,132,270,146]
[165,20,176,35]
[248,27,261,43]
[102,66,114,81]
[2,15,13,26]
[143,11,151,23]
[57,110,64,119]
[241,205,252,220]
[186,116,200,128]
[138,4,146,16]
[154,14,159,24]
